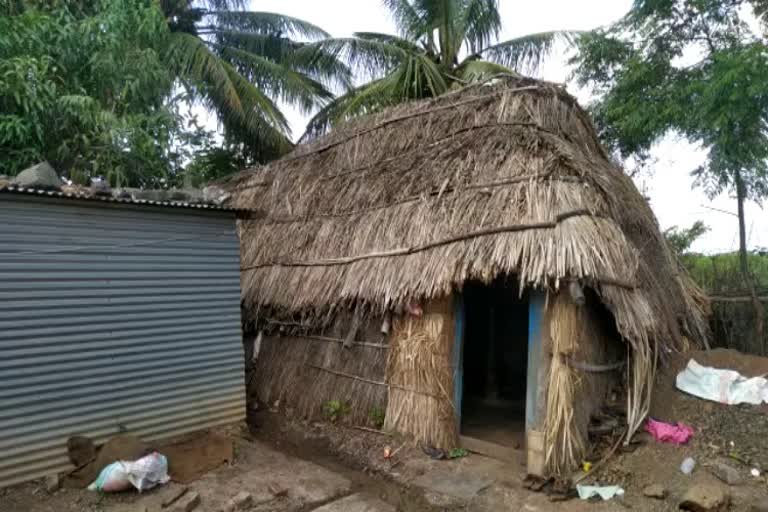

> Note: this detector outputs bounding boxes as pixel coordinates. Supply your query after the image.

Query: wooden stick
[308,364,384,387]
[243,209,602,270]
[300,334,387,349]
[710,295,768,302]
[307,364,444,400]
[352,426,391,435]
[297,334,388,350]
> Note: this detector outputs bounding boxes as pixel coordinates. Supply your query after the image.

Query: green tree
[572,0,768,339]
[161,0,352,161]
[0,0,178,185]
[303,0,575,137]
[664,221,710,256]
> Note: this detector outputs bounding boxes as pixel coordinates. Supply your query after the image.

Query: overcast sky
[242,0,766,253]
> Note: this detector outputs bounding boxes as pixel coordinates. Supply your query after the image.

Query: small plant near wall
[322,400,349,423]
[368,406,385,429]
[448,448,468,459]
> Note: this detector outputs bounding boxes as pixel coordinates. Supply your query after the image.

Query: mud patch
[162,432,233,484]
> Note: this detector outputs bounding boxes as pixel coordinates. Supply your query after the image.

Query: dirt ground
[593,348,768,510]
[3,348,768,511]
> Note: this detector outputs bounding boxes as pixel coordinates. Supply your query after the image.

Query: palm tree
[160,1,352,161]
[303,0,574,138]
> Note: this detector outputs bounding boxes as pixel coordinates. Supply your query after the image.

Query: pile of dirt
[593,348,768,508]
[649,348,768,471]
[63,431,233,489]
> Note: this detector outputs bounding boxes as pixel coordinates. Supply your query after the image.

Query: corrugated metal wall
[0,195,245,487]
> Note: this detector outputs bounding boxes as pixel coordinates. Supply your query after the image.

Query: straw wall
[248,314,388,426]
[384,296,458,449]
[544,290,622,475]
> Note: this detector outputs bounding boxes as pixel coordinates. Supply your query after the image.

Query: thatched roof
[229,76,709,355]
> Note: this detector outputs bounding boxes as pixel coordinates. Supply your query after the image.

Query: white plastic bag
[676,359,768,405]
[88,452,170,492]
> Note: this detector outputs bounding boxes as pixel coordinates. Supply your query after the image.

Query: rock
[11,162,62,190]
[710,461,743,485]
[680,484,729,511]
[44,474,60,493]
[268,482,288,497]
[228,491,253,511]
[67,436,96,467]
[161,486,188,508]
[203,185,230,205]
[643,484,667,499]
[172,491,200,512]
[751,498,768,512]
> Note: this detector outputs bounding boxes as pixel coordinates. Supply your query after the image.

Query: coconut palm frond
[354,32,424,52]
[308,37,412,79]
[288,43,354,91]
[389,52,449,98]
[382,0,427,39]
[217,60,292,151]
[458,0,501,54]
[167,31,243,114]
[208,10,329,40]
[480,30,579,73]
[215,45,333,113]
[302,79,394,140]
[454,58,514,83]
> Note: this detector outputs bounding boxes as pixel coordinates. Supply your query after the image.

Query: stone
[11,162,62,190]
[642,483,667,499]
[229,491,253,510]
[751,498,768,512]
[161,486,189,508]
[680,484,729,511]
[203,185,230,205]
[310,493,396,512]
[268,482,288,497]
[44,474,60,493]
[172,491,200,512]
[710,461,743,485]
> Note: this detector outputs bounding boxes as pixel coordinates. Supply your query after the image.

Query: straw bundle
[384,298,457,449]
[545,291,622,475]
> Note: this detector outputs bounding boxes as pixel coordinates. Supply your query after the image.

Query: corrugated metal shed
[0,193,245,488]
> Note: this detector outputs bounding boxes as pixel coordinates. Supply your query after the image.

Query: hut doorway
[457,278,530,452]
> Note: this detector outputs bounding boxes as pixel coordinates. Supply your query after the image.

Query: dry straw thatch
[545,291,624,474]
[230,75,710,450]
[384,298,457,449]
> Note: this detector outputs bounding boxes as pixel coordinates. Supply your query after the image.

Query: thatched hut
[228,76,709,475]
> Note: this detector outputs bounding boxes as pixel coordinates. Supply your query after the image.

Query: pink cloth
[645,418,694,444]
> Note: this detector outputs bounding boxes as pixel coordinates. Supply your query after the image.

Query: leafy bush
[448,448,468,459]
[321,400,350,423]
[681,252,768,292]
[368,406,385,429]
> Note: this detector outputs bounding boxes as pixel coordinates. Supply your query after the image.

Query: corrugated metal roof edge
[0,186,249,213]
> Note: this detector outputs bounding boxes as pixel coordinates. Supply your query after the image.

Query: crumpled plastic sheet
[88,452,170,493]
[576,484,625,501]
[676,358,768,405]
[645,418,694,445]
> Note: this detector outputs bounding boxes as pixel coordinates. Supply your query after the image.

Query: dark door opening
[460,277,529,449]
